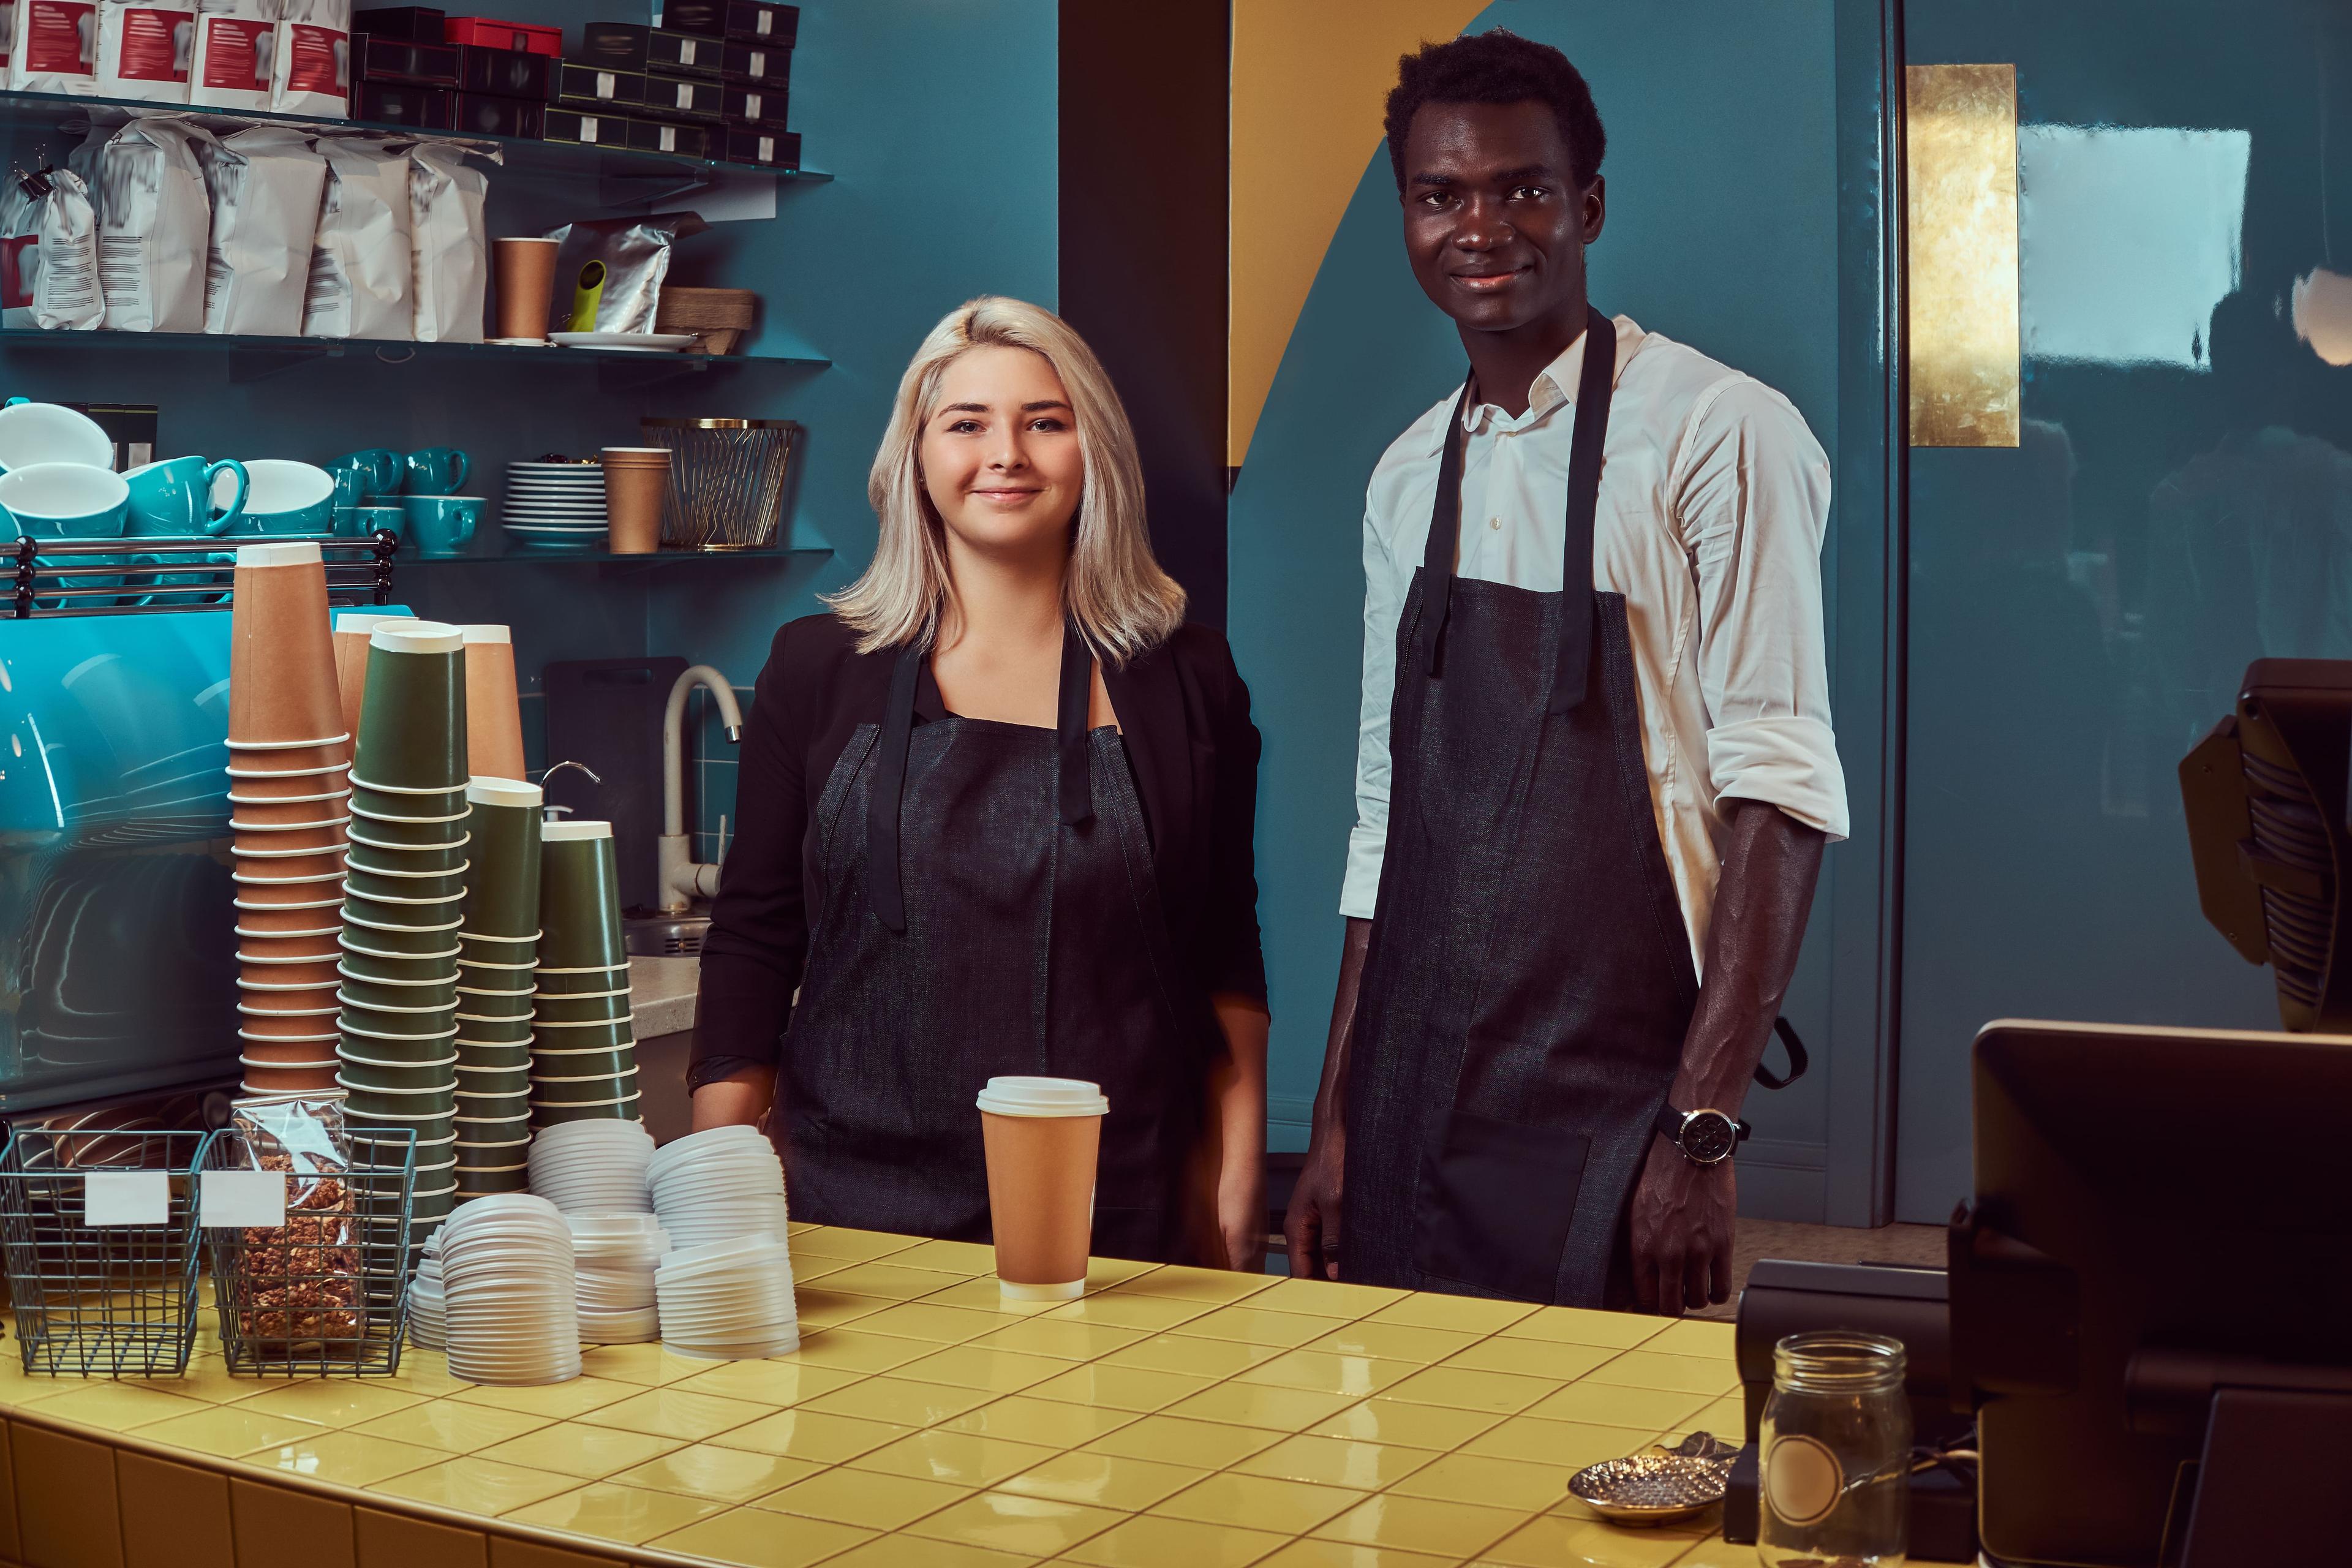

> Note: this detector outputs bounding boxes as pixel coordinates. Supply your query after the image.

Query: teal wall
[1224,1,1857,1220]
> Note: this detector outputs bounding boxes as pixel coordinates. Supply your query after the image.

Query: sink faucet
[660,665,744,913]
[539,759,602,821]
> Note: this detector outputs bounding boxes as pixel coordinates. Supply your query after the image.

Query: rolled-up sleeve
[1675,379,1850,841]
[1340,493,1404,919]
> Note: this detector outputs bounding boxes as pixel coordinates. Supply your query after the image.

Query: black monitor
[1951,1020,2352,1566]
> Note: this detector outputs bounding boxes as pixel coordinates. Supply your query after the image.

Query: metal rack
[8,532,398,619]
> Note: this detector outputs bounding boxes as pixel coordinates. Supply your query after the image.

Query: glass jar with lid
[1760,1330,1912,1566]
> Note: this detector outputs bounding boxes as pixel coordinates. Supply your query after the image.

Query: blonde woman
[688,298,1270,1270]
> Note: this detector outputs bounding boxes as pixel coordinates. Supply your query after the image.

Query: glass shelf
[0,328,830,386]
[405,545,832,567]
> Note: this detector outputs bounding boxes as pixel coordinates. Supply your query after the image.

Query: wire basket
[0,1129,210,1376]
[203,1125,415,1377]
[641,416,800,551]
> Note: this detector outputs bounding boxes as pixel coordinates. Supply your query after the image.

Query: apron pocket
[1412,1110,1591,1302]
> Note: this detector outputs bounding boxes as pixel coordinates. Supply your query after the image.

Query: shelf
[406,545,832,567]
[0,328,830,388]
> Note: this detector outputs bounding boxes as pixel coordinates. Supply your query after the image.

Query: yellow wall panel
[9,1425,121,1568]
[353,1506,487,1568]
[228,1480,353,1568]
[117,1454,232,1568]
[1904,62,2021,447]
[485,1536,627,1568]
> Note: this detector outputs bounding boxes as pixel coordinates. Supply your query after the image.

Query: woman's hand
[690,1067,775,1134]
[1208,993,1270,1272]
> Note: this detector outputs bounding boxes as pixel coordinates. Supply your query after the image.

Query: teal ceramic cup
[399,495,483,559]
[353,621,467,790]
[461,780,543,939]
[233,460,336,536]
[0,462,129,537]
[330,449,403,500]
[538,824,627,968]
[124,456,248,537]
[405,448,470,496]
[334,505,406,542]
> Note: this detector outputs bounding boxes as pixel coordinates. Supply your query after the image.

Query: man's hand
[1627,1136,1735,1314]
[1283,1131,1346,1281]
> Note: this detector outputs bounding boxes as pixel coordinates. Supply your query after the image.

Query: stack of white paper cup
[437,1193,580,1384]
[654,1235,797,1360]
[647,1125,788,1251]
[568,1212,668,1343]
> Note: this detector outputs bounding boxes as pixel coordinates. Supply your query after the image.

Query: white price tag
[745,92,764,118]
[676,83,692,110]
[748,51,766,77]
[758,136,774,162]
[658,126,677,152]
[757,12,772,34]
[595,70,616,97]
[678,38,698,64]
[200,1169,287,1229]
[581,116,601,141]
[82,1171,167,1227]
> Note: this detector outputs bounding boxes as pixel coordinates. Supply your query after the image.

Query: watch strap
[1654,1104,1755,1149]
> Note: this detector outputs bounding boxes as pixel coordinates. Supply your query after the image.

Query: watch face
[1683,1111,1738,1164]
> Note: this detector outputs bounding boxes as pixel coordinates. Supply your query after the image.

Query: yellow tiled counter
[0,1226,1759,1568]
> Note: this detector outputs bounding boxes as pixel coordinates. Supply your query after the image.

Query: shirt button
[1488,517,1502,530]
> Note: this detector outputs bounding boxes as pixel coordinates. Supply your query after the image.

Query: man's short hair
[1384,29,1607,194]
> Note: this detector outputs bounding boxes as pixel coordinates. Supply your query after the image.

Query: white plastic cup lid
[542,820,612,842]
[976,1076,1109,1118]
[461,624,511,645]
[236,541,320,568]
[373,620,465,655]
[334,611,402,635]
[467,777,543,808]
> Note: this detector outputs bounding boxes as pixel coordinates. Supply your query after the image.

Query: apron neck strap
[1056,618,1097,829]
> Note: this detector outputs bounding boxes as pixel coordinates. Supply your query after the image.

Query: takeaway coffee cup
[976,1076,1109,1300]
[493,238,561,341]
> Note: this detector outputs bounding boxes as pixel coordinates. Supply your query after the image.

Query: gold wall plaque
[1905,64,2020,447]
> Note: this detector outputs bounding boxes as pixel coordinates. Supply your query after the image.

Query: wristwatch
[1655,1104,1750,1166]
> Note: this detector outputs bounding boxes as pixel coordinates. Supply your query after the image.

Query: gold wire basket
[639,417,801,551]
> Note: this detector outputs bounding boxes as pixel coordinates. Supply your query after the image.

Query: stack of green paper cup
[336,619,470,1238]
[532,820,641,1128]
[456,775,543,1198]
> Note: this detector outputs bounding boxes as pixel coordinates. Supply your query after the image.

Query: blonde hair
[827,295,1186,664]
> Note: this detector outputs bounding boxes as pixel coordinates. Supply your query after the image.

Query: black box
[721,126,799,170]
[361,36,460,85]
[580,24,720,78]
[722,82,786,128]
[720,41,786,86]
[625,117,713,160]
[353,6,445,41]
[456,42,551,99]
[549,62,649,110]
[644,71,726,121]
[358,80,457,129]
[453,92,544,138]
[543,107,626,148]
[661,0,796,45]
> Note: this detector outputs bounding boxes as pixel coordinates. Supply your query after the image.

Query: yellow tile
[673,1360,869,1408]
[1478,1512,1701,1567]
[1379,1366,1560,1416]
[447,1376,635,1419]
[136,1404,329,1459]
[791,1290,898,1332]
[1162,1382,1360,1433]
[365,1455,582,1514]
[1675,1396,1747,1442]
[1084,1414,1281,1470]
[1390,1449,1571,1512]
[1463,1417,1659,1470]
[1312,1493,1525,1559]
[785,1331,933,1375]
[1246,1278,1406,1319]
[1306,1322,1482,1365]
[384,1354,475,1398]
[911,1277,1062,1316]
[119,1451,231,1568]
[1085,1256,1166,1290]
[228,1477,354,1568]
[261,1431,445,1488]
[240,1379,424,1427]
[965,1317,1148,1362]
[575,1343,710,1387]
[649,1507,875,1568]
[754,1466,970,1530]
[1366,1295,1539,1334]
[1042,1294,1218,1332]
[1061,1512,1289,1568]
[710,1409,914,1464]
[352,1506,485,1568]
[573,1387,769,1441]
[1665,1540,1764,1567]
[790,1228,929,1265]
[616,1442,822,1502]
[908,1490,1123,1556]
[1235,1351,1414,1398]
[1028,1363,1215,1414]
[884,1238,1000,1275]
[15,1420,122,1568]
[1111,1268,1281,1306]
[996,1451,1206,1512]
[848,1303,1008,1344]
[848,1428,1060,1489]
[113,1365,278,1406]
[889,1346,1069,1395]
[1174,1306,1343,1350]
[1154,1471,1365,1535]
[1305,1398,1502,1452]
[350,1399,549,1453]
[802,1376,994,1427]
[1442,1337,1617,1382]
[1525,1382,1711,1433]
[816,1264,970,1302]
[1104,1335,1284,1379]
[826,1533,1035,1568]
[942,1395,1137,1449]
[1497,1308,1669,1350]
[1580,1351,1740,1397]
[24,1382,210,1432]
[475,1422,685,1479]
[504,1481,729,1545]
[1259,1544,1450,1568]
[1641,1317,1736,1358]
[1231,1434,1433,1491]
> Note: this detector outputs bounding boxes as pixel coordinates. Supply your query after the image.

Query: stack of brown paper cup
[334,611,397,742]
[492,237,562,342]
[225,541,353,1097]
[462,625,526,781]
[600,448,671,556]
[976,1076,1109,1300]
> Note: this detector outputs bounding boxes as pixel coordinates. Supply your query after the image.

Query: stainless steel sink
[624,914,710,957]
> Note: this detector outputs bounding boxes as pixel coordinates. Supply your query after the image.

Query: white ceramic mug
[0,398,114,475]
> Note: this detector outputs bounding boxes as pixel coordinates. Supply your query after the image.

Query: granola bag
[223,1093,360,1350]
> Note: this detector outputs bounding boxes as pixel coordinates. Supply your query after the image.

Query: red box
[442,17,560,56]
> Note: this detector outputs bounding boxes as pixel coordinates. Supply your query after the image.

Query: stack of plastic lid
[527,1119,654,1213]
[336,620,470,1243]
[531,820,641,1128]
[568,1213,668,1344]
[454,777,543,1198]
[227,543,353,1096]
[654,1234,798,1360]
[647,1125,790,1253]
[409,1231,446,1350]
[437,1192,579,1385]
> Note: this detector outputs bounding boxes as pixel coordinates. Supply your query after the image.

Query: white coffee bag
[200,124,322,336]
[302,136,409,341]
[408,141,491,344]
[70,115,211,333]
[96,0,192,102]
[0,167,102,330]
[0,4,21,80]
[11,0,99,94]
[268,0,342,117]
[188,0,276,111]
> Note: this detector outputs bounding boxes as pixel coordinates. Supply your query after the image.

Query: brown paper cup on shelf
[226,769,349,805]
[238,955,341,989]
[334,612,399,742]
[233,849,345,882]
[461,626,527,780]
[239,1004,344,1039]
[225,739,350,775]
[239,930,342,962]
[239,1036,345,1066]
[494,238,562,341]
[235,905,345,937]
[975,1077,1108,1300]
[232,820,349,854]
[601,451,669,556]
[242,1065,342,1094]
[233,875,349,908]
[228,542,346,747]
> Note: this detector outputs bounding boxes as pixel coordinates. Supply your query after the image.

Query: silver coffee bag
[0,167,103,330]
[409,141,492,344]
[301,135,408,340]
[541,212,707,336]
[70,113,212,332]
[200,124,323,336]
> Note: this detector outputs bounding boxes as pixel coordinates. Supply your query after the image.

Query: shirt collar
[1460,316,1627,434]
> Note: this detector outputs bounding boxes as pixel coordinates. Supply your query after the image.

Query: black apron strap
[1420,381,1475,676]
[1057,619,1095,827]
[869,641,924,935]
[1753,1016,1811,1091]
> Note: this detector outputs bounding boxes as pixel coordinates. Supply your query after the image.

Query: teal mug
[330,449,403,500]
[234,460,337,536]
[335,505,407,542]
[404,448,470,496]
[0,464,130,605]
[400,495,483,559]
[124,456,248,538]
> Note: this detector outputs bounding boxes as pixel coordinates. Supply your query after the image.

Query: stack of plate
[654,1235,798,1360]
[568,1212,669,1344]
[527,1119,654,1212]
[409,1232,445,1349]
[647,1125,789,1253]
[438,1193,580,1385]
[499,461,606,552]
